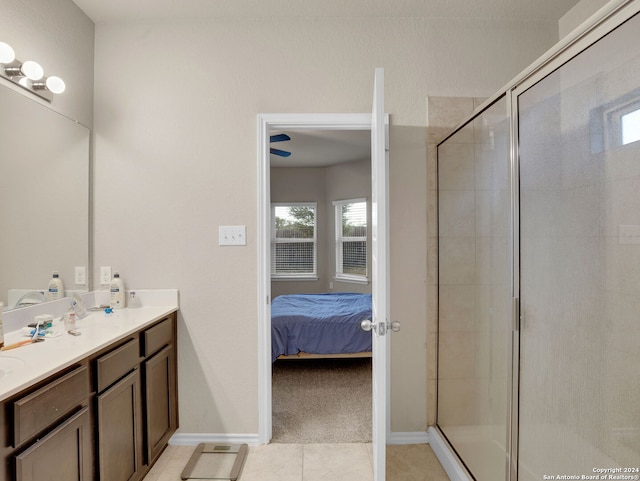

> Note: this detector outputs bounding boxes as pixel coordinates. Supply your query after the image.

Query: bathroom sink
[0,356,26,379]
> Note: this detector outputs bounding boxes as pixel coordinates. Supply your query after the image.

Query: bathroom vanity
[0,293,178,481]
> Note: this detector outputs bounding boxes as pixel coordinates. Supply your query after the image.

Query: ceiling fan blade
[270,148,291,157]
[270,133,291,143]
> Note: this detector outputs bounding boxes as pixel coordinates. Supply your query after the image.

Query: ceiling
[73,0,581,24]
[72,0,582,167]
[270,130,371,168]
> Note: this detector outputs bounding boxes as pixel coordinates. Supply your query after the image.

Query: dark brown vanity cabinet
[15,407,93,481]
[0,312,178,481]
[144,345,176,465]
[10,365,93,481]
[95,340,144,481]
[97,369,144,481]
[94,315,178,481]
[95,315,178,480]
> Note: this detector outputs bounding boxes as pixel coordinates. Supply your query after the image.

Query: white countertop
[0,290,178,402]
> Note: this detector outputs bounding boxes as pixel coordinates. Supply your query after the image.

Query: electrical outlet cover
[100,266,112,284]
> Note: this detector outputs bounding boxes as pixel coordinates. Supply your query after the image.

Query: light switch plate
[219,225,247,246]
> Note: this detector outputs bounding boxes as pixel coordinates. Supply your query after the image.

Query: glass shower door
[437,96,512,481]
[517,12,640,480]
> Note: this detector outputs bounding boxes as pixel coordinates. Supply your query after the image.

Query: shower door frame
[434,1,640,480]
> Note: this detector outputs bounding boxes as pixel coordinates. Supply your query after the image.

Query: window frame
[270,202,318,280]
[590,88,640,153]
[333,198,368,284]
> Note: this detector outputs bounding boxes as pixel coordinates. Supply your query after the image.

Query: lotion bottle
[109,273,126,309]
[47,272,64,301]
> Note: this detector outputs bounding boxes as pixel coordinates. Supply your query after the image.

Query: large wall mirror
[0,83,90,310]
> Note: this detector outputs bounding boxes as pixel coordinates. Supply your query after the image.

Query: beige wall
[1,0,569,436]
[559,0,610,38]
[270,166,329,297]
[91,15,561,436]
[270,159,372,299]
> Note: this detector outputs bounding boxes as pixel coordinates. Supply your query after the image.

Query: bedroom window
[271,203,317,279]
[334,198,367,283]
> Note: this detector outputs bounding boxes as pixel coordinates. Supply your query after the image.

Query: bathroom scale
[180,443,248,480]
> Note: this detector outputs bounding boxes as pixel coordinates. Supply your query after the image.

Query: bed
[271,292,373,361]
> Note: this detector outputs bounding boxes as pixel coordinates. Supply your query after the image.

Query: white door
[370,67,390,481]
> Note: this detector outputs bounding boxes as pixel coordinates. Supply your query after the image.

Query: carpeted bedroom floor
[271,358,372,443]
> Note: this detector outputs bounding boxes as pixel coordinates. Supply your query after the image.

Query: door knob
[361,319,401,335]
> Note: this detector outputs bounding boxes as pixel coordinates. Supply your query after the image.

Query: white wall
[91,16,561,436]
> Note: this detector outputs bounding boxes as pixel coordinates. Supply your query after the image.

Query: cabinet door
[144,345,176,464]
[98,369,143,481]
[16,407,92,481]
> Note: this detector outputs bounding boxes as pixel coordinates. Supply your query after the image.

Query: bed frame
[271,292,373,361]
[276,351,372,360]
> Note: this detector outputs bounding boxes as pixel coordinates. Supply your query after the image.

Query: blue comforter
[271,293,373,361]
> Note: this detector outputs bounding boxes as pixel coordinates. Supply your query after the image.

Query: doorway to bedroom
[257,115,375,444]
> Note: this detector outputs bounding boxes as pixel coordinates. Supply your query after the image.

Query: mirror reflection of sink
[13,290,47,308]
[0,356,26,379]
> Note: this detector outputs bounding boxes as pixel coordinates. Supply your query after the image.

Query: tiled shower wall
[426,96,485,426]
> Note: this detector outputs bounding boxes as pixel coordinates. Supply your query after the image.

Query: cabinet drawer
[96,338,140,393]
[13,365,89,447]
[142,317,173,357]
[15,407,92,481]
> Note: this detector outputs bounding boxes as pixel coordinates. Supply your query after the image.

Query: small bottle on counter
[109,273,126,309]
[128,291,141,308]
[47,272,64,301]
[64,312,77,331]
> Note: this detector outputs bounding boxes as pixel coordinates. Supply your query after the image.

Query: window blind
[271,203,317,278]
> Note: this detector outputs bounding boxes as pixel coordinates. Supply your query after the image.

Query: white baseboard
[172,431,429,446]
[169,433,261,446]
[388,431,430,445]
[427,427,473,481]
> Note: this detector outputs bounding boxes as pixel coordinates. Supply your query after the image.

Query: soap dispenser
[46,272,64,301]
[109,273,126,309]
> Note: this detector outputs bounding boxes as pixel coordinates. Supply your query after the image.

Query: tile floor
[143,443,451,481]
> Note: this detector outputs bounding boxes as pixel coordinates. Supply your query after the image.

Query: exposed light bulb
[21,60,43,80]
[45,76,65,94]
[0,43,66,100]
[0,42,15,64]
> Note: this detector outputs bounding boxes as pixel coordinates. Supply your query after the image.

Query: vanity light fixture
[0,41,65,102]
[0,42,15,63]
